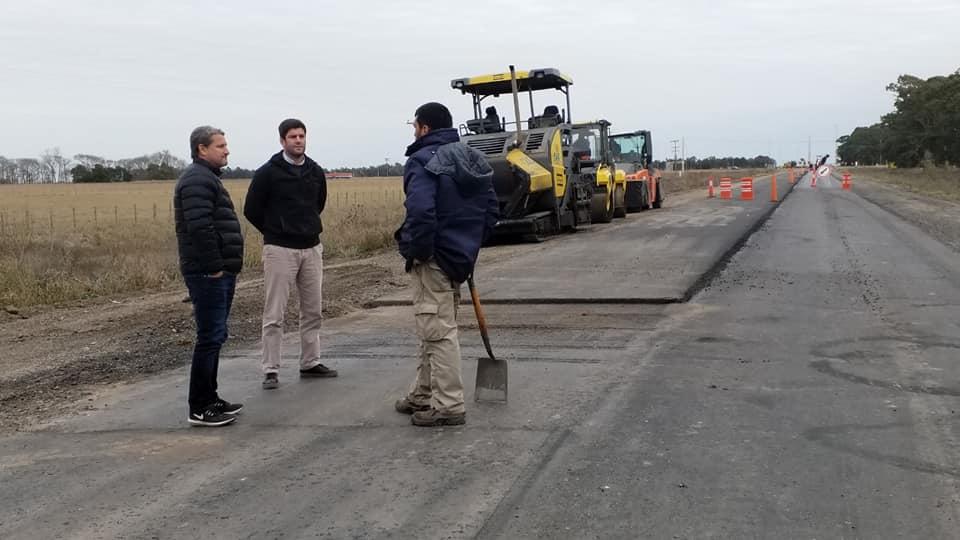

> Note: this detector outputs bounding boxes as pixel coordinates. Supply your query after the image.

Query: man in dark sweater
[174,125,245,427]
[244,119,335,390]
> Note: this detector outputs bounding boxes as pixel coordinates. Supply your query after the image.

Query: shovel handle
[467,276,496,360]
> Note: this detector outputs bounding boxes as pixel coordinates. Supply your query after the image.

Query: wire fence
[0,188,405,237]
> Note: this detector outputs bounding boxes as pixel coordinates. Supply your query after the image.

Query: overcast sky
[2,0,958,168]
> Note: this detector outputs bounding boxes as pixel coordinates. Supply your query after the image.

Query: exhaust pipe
[509,65,523,149]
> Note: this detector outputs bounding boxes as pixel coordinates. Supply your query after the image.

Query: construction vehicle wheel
[652,181,663,209]
[613,185,626,218]
[590,188,614,223]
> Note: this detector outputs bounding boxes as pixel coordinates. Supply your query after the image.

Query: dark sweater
[244,152,327,249]
[174,160,244,275]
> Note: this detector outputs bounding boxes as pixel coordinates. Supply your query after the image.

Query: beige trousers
[405,260,465,415]
[261,243,324,374]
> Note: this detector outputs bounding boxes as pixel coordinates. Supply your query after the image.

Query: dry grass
[0,168,797,308]
[840,166,960,202]
[0,178,404,308]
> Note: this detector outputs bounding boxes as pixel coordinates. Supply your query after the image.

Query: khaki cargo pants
[261,243,324,374]
[405,260,465,415]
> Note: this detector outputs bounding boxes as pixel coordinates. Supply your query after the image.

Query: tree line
[0,149,189,184]
[1,148,778,184]
[0,149,407,184]
[837,68,960,167]
[653,155,777,170]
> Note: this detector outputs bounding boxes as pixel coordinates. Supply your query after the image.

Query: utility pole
[670,139,679,172]
[680,137,685,177]
[807,136,811,166]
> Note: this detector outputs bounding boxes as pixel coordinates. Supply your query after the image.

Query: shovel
[467,275,507,402]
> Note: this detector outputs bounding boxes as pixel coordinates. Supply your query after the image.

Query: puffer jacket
[174,160,244,275]
[397,128,498,284]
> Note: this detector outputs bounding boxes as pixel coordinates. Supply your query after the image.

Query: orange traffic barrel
[739,177,754,200]
[719,177,733,199]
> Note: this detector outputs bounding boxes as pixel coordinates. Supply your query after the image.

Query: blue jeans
[183,273,236,413]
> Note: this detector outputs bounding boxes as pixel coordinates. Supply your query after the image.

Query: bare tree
[151,150,186,169]
[0,156,15,184]
[14,158,42,184]
[73,153,107,169]
[41,148,72,183]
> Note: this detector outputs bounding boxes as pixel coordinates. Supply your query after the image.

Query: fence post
[73,207,77,231]
[49,209,54,233]
[153,203,157,221]
[94,207,98,227]
[26,209,30,236]
[115,206,118,224]
[1,212,4,235]
[134,204,137,224]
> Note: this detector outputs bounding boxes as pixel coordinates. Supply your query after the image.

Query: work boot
[395,397,431,415]
[411,409,466,427]
[299,364,338,378]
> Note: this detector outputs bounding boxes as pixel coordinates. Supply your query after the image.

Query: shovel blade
[475,356,508,402]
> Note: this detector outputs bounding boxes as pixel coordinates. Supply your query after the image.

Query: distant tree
[0,156,16,184]
[841,68,960,167]
[13,158,43,183]
[41,147,72,183]
[329,162,404,177]
[837,124,887,165]
[73,153,108,169]
[71,164,131,183]
[221,167,256,179]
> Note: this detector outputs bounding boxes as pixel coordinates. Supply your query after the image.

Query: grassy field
[0,178,405,308]
[840,166,960,202]
[0,168,792,309]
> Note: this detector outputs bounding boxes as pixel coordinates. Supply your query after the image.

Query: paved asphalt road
[3,172,960,539]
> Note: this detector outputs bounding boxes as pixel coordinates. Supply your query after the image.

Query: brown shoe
[411,409,466,427]
[395,397,431,415]
[299,363,338,378]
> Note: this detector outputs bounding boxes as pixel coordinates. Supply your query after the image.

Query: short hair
[279,118,306,139]
[415,102,453,130]
[190,126,225,159]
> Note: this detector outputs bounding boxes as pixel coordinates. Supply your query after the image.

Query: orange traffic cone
[708,177,715,198]
[770,172,778,202]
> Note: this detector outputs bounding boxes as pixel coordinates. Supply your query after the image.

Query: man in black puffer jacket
[174,125,245,427]
[244,118,335,391]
